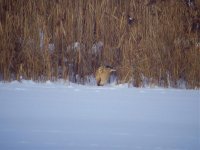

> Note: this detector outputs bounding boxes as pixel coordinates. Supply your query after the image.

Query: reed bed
[0,0,199,88]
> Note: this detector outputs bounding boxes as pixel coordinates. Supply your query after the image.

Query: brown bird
[95,66,116,86]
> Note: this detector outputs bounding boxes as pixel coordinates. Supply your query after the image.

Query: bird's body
[95,66,116,86]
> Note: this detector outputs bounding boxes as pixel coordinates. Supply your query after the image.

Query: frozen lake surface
[0,81,199,150]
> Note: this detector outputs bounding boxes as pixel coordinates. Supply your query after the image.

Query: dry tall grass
[0,0,199,88]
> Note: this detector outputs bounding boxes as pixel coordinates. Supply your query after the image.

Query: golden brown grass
[0,0,199,88]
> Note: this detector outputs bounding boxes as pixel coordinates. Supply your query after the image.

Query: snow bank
[0,81,199,150]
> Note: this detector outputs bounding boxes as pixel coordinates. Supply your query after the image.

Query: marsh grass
[0,0,199,88]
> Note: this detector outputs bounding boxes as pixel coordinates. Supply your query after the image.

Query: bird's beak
[110,69,116,72]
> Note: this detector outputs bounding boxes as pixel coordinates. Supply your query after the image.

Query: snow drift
[0,81,199,150]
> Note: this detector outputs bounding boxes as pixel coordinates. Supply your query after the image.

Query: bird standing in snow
[95,66,116,86]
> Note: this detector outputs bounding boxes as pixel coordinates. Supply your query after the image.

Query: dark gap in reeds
[0,0,199,88]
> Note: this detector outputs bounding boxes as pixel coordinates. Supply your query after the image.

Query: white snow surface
[0,80,199,150]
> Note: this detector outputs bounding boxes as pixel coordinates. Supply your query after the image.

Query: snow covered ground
[0,80,199,150]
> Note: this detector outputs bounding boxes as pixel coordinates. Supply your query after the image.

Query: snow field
[0,80,199,150]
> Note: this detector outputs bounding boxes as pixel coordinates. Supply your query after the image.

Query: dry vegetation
[0,0,199,88]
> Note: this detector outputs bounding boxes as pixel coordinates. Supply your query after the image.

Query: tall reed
[0,0,199,88]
